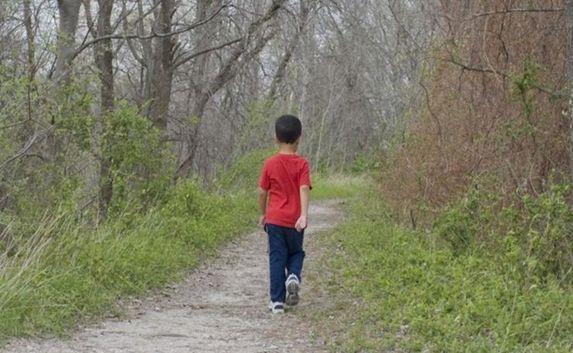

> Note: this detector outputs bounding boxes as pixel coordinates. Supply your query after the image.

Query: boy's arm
[295,185,310,232]
[258,187,268,228]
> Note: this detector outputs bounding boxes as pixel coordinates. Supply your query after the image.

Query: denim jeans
[265,223,305,303]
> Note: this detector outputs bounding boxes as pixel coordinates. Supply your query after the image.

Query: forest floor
[1,200,343,353]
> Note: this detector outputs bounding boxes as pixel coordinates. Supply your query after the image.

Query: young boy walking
[258,115,311,314]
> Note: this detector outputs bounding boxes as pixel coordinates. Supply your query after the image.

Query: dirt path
[3,200,342,353]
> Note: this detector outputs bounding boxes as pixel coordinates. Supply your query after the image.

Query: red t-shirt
[259,153,312,228]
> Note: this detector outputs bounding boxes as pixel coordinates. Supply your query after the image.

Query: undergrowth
[0,147,357,343]
[316,183,573,352]
[0,181,257,341]
[312,174,371,200]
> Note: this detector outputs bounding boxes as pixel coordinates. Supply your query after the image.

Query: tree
[95,0,115,219]
[144,0,177,131]
[54,0,82,85]
[268,0,313,101]
[567,0,573,181]
[174,0,288,180]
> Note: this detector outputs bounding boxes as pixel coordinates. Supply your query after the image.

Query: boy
[258,114,311,314]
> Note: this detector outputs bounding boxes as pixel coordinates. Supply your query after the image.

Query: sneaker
[269,301,285,314]
[285,274,300,306]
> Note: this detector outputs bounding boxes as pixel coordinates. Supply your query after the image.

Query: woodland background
[0,0,572,350]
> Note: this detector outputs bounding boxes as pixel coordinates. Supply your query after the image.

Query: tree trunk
[22,0,36,137]
[145,0,176,131]
[268,0,311,101]
[54,0,82,85]
[23,0,36,84]
[95,0,115,220]
[44,0,81,161]
[567,0,573,182]
[192,0,219,90]
[173,93,210,180]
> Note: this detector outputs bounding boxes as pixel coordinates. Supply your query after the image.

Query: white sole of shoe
[285,281,300,306]
[269,302,285,313]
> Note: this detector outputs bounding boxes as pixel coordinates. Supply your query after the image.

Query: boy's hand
[258,215,266,229]
[295,215,307,232]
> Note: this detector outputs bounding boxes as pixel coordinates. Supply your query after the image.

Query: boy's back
[259,153,311,228]
[258,114,311,314]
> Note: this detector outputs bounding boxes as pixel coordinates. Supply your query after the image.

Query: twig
[0,128,53,171]
[174,38,242,68]
[443,57,566,98]
[71,4,230,62]
[470,8,564,20]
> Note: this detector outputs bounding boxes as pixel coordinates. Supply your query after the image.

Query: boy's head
[275,115,302,144]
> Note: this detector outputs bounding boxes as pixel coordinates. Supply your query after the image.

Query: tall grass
[311,174,371,200]
[0,181,257,341]
[315,184,573,352]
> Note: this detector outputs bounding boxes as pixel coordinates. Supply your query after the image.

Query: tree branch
[173,38,242,68]
[444,57,566,98]
[71,3,229,61]
[469,7,564,20]
[0,128,53,171]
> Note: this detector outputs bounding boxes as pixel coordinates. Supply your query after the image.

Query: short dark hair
[275,114,302,144]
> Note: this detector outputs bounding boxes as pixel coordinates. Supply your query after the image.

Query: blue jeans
[265,223,305,303]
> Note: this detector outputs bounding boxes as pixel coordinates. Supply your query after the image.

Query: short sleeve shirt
[259,153,311,228]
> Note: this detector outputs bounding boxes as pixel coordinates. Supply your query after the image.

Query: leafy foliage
[433,184,573,284]
[215,148,274,192]
[101,102,173,215]
[316,187,573,352]
[0,180,257,341]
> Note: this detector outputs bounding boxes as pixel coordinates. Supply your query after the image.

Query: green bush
[0,180,257,342]
[350,154,380,174]
[215,148,274,192]
[433,183,572,283]
[102,102,173,215]
[432,187,493,255]
[0,77,93,228]
[500,185,573,283]
[316,187,573,352]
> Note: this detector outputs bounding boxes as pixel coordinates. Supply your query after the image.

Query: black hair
[275,114,302,144]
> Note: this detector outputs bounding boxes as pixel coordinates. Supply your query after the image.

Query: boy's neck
[278,143,298,155]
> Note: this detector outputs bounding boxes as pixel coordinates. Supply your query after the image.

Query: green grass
[311,174,371,200]
[314,187,573,352]
[0,181,257,341]
[0,146,365,343]
[6,170,568,352]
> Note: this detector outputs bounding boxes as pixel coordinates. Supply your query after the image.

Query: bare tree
[54,0,82,84]
[23,0,36,84]
[567,0,573,181]
[174,0,288,180]
[22,0,37,139]
[95,0,115,218]
[268,0,313,101]
[145,0,177,130]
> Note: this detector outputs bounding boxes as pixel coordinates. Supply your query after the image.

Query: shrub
[432,182,573,284]
[381,2,569,218]
[316,188,573,352]
[0,165,257,342]
[215,148,274,192]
